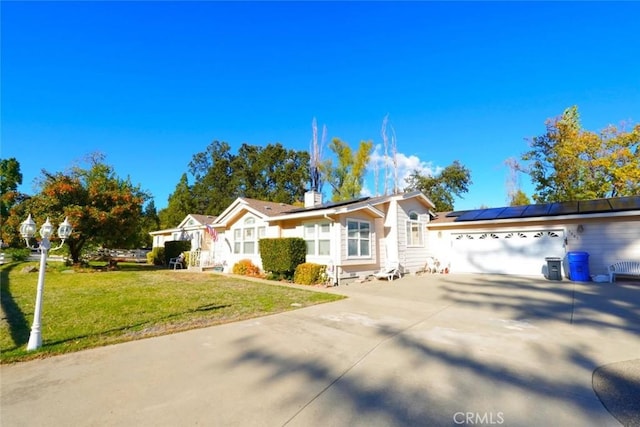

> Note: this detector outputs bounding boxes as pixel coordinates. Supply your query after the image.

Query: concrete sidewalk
[2,274,639,426]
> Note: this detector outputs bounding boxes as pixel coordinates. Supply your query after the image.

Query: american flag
[206,224,218,242]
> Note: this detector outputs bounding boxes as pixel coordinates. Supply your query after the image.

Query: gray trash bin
[545,257,562,281]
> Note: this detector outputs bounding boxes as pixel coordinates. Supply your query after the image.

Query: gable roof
[369,190,436,210]
[213,197,298,226]
[286,196,370,213]
[149,213,217,236]
[189,214,217,225]
[240,198,298,216]
[267,191,434,222]
[285,191,435,214]
[430,196,640,226]
[177,213,218,229]
[151,191,436,235]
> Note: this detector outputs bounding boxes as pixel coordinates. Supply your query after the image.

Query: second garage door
[450,230,565,275]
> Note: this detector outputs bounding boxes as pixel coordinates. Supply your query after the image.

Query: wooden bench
[608,261,640,283]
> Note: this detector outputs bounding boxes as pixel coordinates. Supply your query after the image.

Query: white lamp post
[20,214,73,351]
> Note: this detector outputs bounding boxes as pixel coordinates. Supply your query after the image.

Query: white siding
[375,217,386,266]
[426,229,455,271]
[396,199,431,274]
[428,215,640,278]
[564,220,640,275]
[210,232,230,268]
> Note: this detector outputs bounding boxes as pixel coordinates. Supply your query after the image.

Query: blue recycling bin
[567,251,590,282]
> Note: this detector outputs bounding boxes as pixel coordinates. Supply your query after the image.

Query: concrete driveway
[2,274,639,426]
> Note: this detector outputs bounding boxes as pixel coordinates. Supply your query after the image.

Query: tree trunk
[68,238,85,265]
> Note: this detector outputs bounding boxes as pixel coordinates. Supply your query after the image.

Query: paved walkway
[2,274,639,426]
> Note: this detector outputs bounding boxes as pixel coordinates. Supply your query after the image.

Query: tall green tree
[231,143,309,203]
[188,141,237,215]
[0,158,24,233]
[137,200,160,247]
[4,154,148,263]
[405,160,472,211]
[158,173,195,229]
[522,106,640,202]
[184,140,310,215]
[326,138,373,201]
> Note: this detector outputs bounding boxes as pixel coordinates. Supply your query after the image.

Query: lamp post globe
[40,218,54,240]
[20,214,37,244]
[58,217,73,240]
[21,214,73,351]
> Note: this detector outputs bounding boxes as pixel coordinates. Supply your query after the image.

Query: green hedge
[259,237,306,279]
[293,262,327,285]
[163,241,191,265]
[147,247,165,265]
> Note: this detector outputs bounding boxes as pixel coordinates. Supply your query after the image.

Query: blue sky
[2,1,639,212]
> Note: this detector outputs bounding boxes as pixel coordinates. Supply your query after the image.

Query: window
[243,227,255,254]
[304,224,316,255]
[406,211,423,246]
[304,222,331,256]
[347,220,370,257]
[318,223,331,255]
[233,217,262,255]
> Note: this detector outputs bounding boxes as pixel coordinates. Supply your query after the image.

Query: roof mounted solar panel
[522,203,553,217]
[440,196,638,223]
[287,196,370,213]
[455,210,484,221]
[475,207,507,220]
[578,199,612,214]
[609,196,640,211]
[496,205,528,219]
[548,201,579,216]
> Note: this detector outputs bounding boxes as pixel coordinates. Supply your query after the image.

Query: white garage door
[451,230,565,275]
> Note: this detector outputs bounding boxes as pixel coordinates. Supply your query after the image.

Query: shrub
[147,247,165,265]
[4,248,31,262]
[293,263,327,286]
[164,241,191,265]
[259,238,306,279]
[232,259,262,277]
[264,271,287,281]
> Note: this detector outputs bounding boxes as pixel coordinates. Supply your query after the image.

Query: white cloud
[360,186,373,197]
[364,144,442,195]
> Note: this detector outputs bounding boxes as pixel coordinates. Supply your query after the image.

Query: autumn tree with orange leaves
[522,106,640,203]
[4,153,148,263]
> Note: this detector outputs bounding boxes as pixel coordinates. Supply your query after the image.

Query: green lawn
[1,261,344,363]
